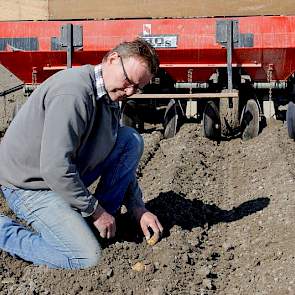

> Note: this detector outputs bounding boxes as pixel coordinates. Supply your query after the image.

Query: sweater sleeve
[40,93,97,216]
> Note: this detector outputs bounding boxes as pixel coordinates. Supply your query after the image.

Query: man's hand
[132,207,163,242]
[92,205,116,239]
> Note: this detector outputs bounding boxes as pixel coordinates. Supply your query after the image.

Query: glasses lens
[119,55,145,92]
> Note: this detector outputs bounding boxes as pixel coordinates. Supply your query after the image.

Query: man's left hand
[132,207,163,241]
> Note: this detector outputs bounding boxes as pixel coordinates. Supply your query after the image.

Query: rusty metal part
[130,92,239,100]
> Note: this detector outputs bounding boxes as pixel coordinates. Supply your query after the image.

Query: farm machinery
[1,1,295,140]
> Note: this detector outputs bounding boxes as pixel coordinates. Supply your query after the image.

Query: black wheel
[121,100,144,131]
[287,101,295,139]
[203,101,221,140]
[240,99,260,140]
[163,99,178,139]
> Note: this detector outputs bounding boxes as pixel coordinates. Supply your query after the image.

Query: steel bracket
[60,24,83,47]
[216,20,253,48]
[51,24,83,68]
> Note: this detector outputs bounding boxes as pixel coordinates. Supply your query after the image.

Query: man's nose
[125,87,136,96]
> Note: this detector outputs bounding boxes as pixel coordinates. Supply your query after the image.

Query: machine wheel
[203,101,221,140]
[121,100,144,132]
[163,99,178,139]
[240,99,260,140]
[287,101,295,139]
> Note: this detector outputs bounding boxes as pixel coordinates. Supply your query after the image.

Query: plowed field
[0,115,294,294]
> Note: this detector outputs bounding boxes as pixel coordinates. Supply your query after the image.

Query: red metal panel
[1,16,295,83]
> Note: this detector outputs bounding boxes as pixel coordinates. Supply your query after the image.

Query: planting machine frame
[1,12,295,139]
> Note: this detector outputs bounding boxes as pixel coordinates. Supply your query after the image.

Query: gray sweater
[0,65,144,216]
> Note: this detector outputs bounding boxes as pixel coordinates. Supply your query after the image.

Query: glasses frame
[119,55,143,91]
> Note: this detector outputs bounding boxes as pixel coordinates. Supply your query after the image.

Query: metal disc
[287,101,295,139]
[202,101,221,140]
[121,100,143,131]
[163,99,178,139]
[240,99,260,140]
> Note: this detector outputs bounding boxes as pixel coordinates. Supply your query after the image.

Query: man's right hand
[91,205,116,239]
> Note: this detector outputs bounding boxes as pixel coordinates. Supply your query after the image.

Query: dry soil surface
[0,117,294,295]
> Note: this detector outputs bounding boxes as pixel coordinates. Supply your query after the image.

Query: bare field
[0,106,294,294]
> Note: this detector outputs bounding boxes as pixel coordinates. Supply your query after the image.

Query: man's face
[102,52,153,101]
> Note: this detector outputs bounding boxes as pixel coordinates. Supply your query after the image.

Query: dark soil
[0,115,294,294]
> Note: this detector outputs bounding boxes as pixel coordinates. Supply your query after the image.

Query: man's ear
[107,51,119,65]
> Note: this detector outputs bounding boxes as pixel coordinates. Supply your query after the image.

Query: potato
[146,234,159,246]
[131,262,145,272]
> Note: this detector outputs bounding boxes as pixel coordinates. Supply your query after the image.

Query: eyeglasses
[119,55,143,91]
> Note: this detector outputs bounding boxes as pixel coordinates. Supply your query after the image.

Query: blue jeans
[0,126,144,269]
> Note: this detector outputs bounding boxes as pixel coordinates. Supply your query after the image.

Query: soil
[0,97,295,294]
[0,65,26,134]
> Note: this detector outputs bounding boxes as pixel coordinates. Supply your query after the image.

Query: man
[0,39,163,269]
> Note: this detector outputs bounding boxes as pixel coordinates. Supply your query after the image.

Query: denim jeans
[0,126,144,269]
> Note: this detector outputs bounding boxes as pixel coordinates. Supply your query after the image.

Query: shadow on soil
[110,191,270,245]
[145,191,270,233]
